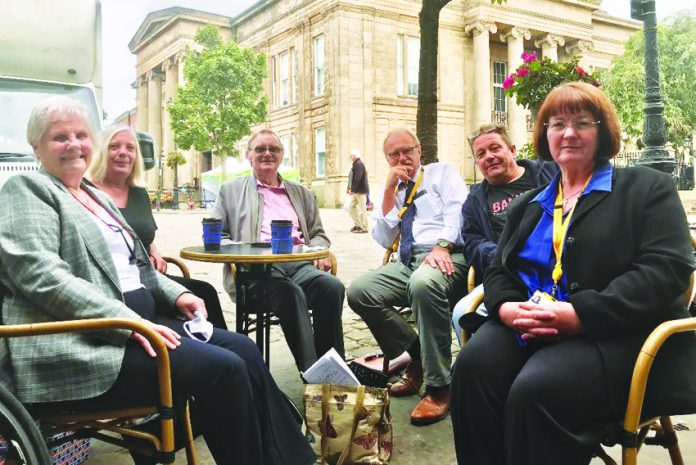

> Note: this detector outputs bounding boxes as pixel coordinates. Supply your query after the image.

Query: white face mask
[182,311,214,343]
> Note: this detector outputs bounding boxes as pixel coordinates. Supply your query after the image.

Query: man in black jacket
[347,149,370,233]
[452,123,557,342]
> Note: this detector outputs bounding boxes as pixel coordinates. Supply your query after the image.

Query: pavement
[86,207,696,464]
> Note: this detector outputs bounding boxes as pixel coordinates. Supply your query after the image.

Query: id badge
[528,290,556,307]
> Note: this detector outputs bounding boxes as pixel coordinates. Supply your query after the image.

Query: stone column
[146,68,163,191]
[135,75,148,133]
[535,34,565,62]
[565,40,595,68]
[501,27,530,147]
[163,57,179,187]
[465,21,497,128]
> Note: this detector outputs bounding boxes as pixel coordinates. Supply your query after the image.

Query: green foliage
[168,25,267,160]
[166,151,186,168]
[516,142,537,160]
[602,11,696,148]
[503,52,600,111]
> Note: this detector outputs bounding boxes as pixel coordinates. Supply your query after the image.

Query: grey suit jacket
[0,171,186,403]
[213,174,330,298]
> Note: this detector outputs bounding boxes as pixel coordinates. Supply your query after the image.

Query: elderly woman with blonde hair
[87,124,227,329]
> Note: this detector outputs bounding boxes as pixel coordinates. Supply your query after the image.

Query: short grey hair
[88,125,146,187]
[246,128,283,152]
[382,127,420,153]
[26,97,95,147]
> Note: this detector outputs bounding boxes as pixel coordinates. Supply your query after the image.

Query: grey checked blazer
[0,171,186,403]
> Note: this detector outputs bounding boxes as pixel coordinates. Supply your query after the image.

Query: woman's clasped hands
[498,300,584,341]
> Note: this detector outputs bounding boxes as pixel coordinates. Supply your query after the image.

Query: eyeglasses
[467,123,506,143]
[386,145,418,160]
[253,145,282,155]
[544,118,601,133]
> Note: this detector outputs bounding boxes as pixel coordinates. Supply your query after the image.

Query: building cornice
[130,7,232,53]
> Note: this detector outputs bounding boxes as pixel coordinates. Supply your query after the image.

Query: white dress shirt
[372,162,468,254]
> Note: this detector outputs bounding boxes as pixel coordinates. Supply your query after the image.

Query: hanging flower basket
[503,51,601,113]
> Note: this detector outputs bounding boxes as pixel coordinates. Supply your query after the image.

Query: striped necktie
[399,180,417,265]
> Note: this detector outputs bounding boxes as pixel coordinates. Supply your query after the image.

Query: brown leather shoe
[410,386,450,426]
[388,362,423,397]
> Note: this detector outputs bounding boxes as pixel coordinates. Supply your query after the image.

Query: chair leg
[183,402,198,465]
[594,445,618,465]
[658,416,685,465]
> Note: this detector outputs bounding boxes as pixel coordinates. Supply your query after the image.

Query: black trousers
[166,274,228,330]
[450,320,619,465]
[249,261,345,371]
[93,288,315,465]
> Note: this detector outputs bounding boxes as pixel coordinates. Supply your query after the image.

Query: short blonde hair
[88,125,146,187]
[27,97,95,147]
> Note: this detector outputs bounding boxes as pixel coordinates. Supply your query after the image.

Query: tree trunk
[417,0,450,165]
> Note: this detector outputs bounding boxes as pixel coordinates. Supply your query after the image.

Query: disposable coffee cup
[202,218,223,250]
[270,220,293,254]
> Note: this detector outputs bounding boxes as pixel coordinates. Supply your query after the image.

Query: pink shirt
[257,179,304,244]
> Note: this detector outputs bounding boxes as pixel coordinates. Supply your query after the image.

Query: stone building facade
[130,1,639,206]
[129,7,233,191]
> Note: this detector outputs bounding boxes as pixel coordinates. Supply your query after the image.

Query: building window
[270,56,277,108]
[279,51,290,107]
[397,35,420,96]
[291,48,297,103]
[314,34,325,96]
[493,61,507,113]
[280,134,291,166]
[315,126,326,178]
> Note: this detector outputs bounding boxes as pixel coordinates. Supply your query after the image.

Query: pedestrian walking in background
[347,149,369,233]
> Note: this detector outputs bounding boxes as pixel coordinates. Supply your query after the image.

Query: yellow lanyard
[550,175,592,297]
[390,168,424,253]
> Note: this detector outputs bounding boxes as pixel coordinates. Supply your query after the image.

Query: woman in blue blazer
[450,83,696,465]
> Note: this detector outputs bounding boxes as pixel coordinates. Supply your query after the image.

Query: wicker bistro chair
[0,318,198,465]
[458,240,696,465]
[235,251,338,366]
[163,256,191,279]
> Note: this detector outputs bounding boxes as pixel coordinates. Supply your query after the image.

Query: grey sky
[101,0,695,124]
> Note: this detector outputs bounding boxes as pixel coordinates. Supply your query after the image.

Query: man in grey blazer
[213,129,345,371]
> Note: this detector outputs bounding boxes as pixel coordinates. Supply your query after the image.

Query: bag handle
[319,384,331,462]
[336,385,365,465]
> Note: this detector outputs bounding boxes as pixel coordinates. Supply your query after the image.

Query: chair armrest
[0,319,174,416]
[623,317,696,433]
[467,267,476,294]
[382,249,393,266]
[460,289,485,345]
[329,251,338,276]
[163,256,191,279]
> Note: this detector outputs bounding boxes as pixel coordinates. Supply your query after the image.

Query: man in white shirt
[347,128,469,425]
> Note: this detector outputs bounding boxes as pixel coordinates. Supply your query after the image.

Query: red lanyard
[71,189,138,264]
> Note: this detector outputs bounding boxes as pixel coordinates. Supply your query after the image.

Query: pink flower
[503,75,516,90]
[575,66,586,76]
[516,67,529,77]
[522,51,538,64]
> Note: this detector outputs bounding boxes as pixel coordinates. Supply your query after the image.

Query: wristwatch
[435,239,452,251]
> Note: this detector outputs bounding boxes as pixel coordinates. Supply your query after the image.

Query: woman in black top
[87,124,227,329]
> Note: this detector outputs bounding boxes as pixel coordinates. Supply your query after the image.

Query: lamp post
[156,152,163,211]
[631,0,676,174]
